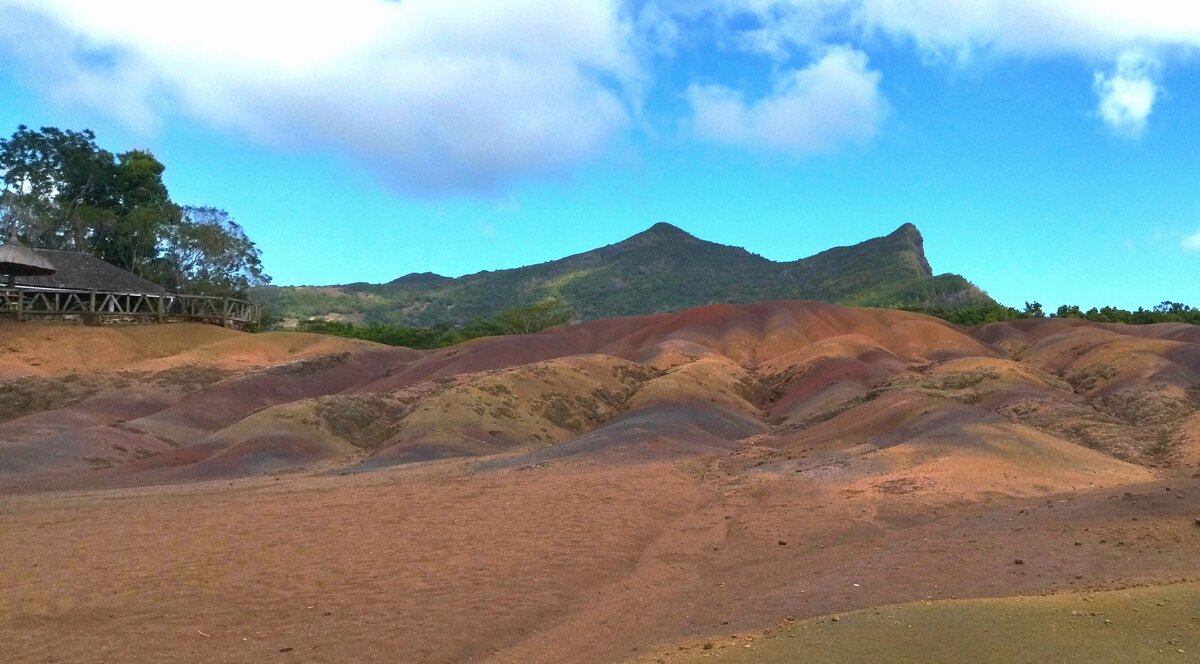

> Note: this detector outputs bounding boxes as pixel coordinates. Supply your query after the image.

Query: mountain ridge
[253,222,994,327]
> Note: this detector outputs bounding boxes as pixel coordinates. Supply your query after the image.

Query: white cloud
[655,0,856,58]
[634,3,682,56]
[1184,229,1200,252]
[1093,51,1161,138]
[691,1,1200,59]
[0,0,639,194]
[856,1,1200,59]
[687,46,886,153]
[667,1,1200,135]
[6,0,1200,192]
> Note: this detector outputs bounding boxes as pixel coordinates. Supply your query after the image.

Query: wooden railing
[0,286,262,329]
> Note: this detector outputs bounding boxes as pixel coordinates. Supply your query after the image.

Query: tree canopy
[0,125,269,297]
[296,298,574,350]
[910,300,1200,327]
[490,297,572,335]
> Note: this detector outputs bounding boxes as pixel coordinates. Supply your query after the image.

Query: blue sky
[1,1,1198,310]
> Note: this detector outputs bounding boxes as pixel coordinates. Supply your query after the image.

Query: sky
[0,0,1198,310]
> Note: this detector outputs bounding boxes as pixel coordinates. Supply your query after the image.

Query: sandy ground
[2,454,1198,663]
[641,582,1200,663]
[2,306,1199,662]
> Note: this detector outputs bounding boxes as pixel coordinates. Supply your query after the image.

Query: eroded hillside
[3,306,1200,663]
[2,301,1197,491]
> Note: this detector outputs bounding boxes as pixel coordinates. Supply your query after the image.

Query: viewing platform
[0,239,261,330]
[0,285,262,329]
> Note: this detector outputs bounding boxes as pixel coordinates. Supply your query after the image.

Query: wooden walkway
[0,286,262,329]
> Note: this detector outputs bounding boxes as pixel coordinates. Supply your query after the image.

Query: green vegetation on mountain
[298,299,1200,351]
[254,222,993,327]
[916,300,1200,326]
[296,297,572,349]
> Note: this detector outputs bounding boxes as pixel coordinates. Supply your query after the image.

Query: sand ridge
[2,301,1197,488]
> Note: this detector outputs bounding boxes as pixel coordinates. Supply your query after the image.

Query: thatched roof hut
[15,248,166,294]
[0,238,57,286]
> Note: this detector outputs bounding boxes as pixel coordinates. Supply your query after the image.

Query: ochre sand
[1,302,1198,662]
[3,458,1198,663]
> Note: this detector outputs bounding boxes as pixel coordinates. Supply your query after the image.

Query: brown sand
[2,459,1197,663]
[1,302,1198,662]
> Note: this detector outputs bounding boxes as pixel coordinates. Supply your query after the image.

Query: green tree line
[911,300,1200,326]
[0,125,268,296]
[298,297,1199,351]
[296,297,572,349]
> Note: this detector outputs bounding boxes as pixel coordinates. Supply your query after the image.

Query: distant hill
[252,222,995,326]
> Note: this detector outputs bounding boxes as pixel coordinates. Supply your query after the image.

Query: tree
[0,125,269,296]
[93,149,181,274]
[491,297,573,335]
[1021,301,1045,319]
[153,206,269,297]
[0,125,182,271]
[0,125,119,249]
[1053,304,1082,318]
[1153,301,1191,315]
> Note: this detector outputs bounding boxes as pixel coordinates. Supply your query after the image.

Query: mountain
[252,222,994,327]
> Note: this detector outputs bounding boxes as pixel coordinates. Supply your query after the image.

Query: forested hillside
[255,222,993,326]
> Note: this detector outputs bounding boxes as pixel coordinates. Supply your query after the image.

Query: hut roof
[9,248,168,294]
[0,240,57,277]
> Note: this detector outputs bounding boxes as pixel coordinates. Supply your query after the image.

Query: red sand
[1,302,1198,662]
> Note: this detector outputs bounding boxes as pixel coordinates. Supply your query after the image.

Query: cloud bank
[669,1,1200,137]
[0,0,638,194]
[3,1,1200,195]
[851,1,1191,137]
[856,0,1200,58]
[682,1,1200,58]
[687,47,886,152]
[1184,229,1200,252]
